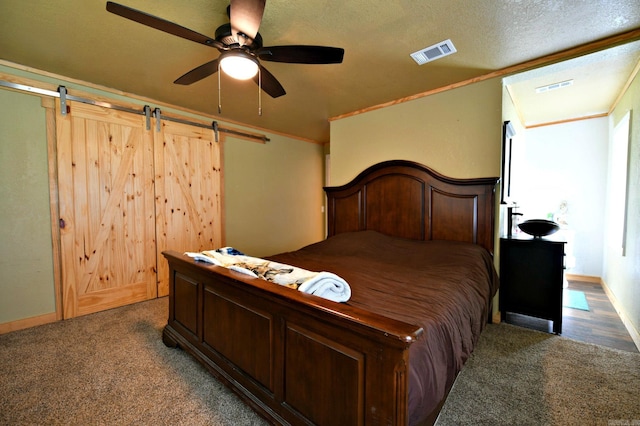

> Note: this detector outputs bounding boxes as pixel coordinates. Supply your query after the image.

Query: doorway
[500,41,640,351]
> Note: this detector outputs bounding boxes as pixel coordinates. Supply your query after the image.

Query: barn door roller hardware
[0,80,269,143]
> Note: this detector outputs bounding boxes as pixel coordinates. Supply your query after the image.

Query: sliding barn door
[56,101,157,318]
[154,119,222,297]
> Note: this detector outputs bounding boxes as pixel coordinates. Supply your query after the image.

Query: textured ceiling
[1,0,640,142]
[505,40,640,127]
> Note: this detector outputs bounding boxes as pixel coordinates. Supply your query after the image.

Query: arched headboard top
[324,160,499,254]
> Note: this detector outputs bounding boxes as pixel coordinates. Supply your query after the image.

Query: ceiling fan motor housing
[215,23,263,49]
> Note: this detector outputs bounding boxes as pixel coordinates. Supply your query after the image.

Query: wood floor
[504,279,639,353]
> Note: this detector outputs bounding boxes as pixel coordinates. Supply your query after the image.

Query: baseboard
[565,273,602,284]
[601,279,640,352]
[0,312,58,335]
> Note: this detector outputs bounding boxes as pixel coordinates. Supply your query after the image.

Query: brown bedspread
[266,230,499,425]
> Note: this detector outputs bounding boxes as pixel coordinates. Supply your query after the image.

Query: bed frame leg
[162,326,178,348]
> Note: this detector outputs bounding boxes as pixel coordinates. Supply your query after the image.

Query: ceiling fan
[105,0,345,99]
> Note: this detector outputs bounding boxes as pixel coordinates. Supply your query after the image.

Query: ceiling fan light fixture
[219,51,259,80]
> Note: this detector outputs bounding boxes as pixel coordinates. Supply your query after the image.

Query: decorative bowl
[518,219,560,238]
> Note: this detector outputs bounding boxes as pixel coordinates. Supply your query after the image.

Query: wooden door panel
[57,101,157,318]
[154,120,222,297]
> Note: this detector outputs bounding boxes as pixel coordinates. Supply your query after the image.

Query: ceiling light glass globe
[220,53,259,80]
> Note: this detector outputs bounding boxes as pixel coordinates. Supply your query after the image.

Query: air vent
[410,39,457,65]
[535,79,574,93]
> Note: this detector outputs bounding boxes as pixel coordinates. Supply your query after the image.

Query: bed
[162,160,499,425]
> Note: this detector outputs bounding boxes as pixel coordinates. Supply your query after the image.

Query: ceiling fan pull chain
[258,67,262,116]
[218,61,222,114]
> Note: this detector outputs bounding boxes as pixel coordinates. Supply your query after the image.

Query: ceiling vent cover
[535,79,574,93]
[411,39,457,65]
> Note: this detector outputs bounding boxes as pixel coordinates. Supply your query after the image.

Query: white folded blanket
[296,271,351,303]
[184,249,351,303]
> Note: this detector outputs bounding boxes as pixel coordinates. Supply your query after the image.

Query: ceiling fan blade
[229,0,265,42]
[174,59,220,85]
[106,1,223,49]
[254,65,286,98]
[257,46,344,64]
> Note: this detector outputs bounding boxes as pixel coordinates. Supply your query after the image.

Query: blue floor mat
[563,289,589,311]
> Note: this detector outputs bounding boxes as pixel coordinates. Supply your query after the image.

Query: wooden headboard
[324,160,499,254]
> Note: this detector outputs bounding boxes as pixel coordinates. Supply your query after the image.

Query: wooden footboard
[162,251,422,425]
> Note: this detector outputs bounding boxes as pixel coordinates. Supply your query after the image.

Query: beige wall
[223,135,325,257]
[606,69,640,340]
[329,78,503,186]
[0,64,325,326]
[0,88,56,323]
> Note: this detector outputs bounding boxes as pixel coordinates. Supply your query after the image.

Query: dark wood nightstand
[500,235,566,334]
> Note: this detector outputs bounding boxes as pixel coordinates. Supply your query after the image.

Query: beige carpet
[0,297,266,425]
[2,298,639,425]
[436,323,640,425]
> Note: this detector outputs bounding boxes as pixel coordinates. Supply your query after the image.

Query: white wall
[604,70,640,343]
[510,117,609,277]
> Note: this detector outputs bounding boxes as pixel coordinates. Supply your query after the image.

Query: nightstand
[499,235,566,334]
